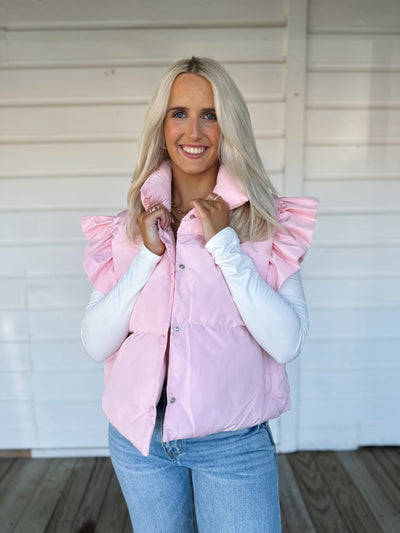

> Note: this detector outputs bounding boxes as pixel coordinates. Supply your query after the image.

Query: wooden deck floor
[0,447,399,532]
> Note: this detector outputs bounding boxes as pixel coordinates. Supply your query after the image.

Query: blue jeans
[109,394,281,532]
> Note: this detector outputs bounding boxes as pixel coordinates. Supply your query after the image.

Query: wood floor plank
[71,457,114,532]
[0,458,29,503]
[287,451,349,532]
[13,458,76,533]
[96,470,133,533]
[0,458,50,532]
[358,448,400,510]
[337,451,400,533]
[45,457,97,533]
[123,513,134,533]
[372,447,400,495]
[0,449,398,532]
[315,451,383,533]
[0,458,15,481]
[277,455,316,532]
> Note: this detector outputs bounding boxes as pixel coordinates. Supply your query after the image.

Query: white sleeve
[206,227,309,364]
[81,244,161,362]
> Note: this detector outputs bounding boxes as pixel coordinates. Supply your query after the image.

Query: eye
[172,110,186,119]
[204,112,217,121]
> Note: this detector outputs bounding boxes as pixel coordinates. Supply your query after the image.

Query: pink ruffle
[81,215,118,294]
[267,197,318,290]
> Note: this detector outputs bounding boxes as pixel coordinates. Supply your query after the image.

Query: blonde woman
[81,57,317,532]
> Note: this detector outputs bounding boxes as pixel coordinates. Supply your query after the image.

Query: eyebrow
[166,106,216,113]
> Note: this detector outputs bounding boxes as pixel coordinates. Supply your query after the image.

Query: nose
[187,117,201,139]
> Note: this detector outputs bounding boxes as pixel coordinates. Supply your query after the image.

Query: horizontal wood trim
[0,168,285,179]
[308,334,400,341]
[313,206,400,215]
[308,303,400,311]
[2,204,399,216]
[2,269,398,283]
[0,56,287,70]
[31,447,109,457]
[311,240,400,247]
[307,101,400,109]
[308,63,400,72]
[306,172,400,180]
[5,18,288,31]
[309,26,400,35]
[0,204,123,212]
[304,271,400,279]
[0,238,83,246]
[0,169,131,178]
[0,449,31,457]
[0,94,286,107]
[306,137,400,146]
[0,130,284,145]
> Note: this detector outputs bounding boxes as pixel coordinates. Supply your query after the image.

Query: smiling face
[163,73,221,183]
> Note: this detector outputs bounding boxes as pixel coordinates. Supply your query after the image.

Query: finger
[146,204,162,215]
[206,193,221,203]
[138,205,171,231]
[158,209,172,230]
[191,199,212,217]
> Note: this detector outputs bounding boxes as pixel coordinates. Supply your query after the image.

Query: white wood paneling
[309,0,400,31]
[306,245,399,277]
[6,27,285,64]
[0,64,285,105]
[302,0,400,449]
[3,0,285,27]
[308,33,400,68]
[2,0,398,455]
[0,0,289,453]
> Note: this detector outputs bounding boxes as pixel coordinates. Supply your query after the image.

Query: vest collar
[140,161,248,212]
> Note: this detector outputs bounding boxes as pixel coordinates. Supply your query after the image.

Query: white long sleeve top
[81,227,309,365]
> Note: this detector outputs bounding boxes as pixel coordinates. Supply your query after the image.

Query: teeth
[182,146,206,154]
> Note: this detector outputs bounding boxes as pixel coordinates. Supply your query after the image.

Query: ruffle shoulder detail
[81,214,120,294]
[267,196,318,290]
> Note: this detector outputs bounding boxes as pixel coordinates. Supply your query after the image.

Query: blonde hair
[127,56,279,241]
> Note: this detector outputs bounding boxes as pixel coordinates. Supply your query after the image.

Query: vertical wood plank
[337,450,400,533]
[0,458,49,530]
[315,451,383,532]
[284,0,308,196]
[279,0,308,454]
[277,454,316,532]
[97,468,133,532]
[287,451,350,532]
[0,458,15,480]
[8,458,76,532]
[358,447,400,510]
[44,457,97,533]
[71,457,114,531]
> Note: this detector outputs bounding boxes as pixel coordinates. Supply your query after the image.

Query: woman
[81,56,317,532]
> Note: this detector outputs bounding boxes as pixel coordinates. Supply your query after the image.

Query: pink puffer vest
[82,162,318,456]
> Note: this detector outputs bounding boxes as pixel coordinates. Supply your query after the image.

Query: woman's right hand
[137,205,172,256]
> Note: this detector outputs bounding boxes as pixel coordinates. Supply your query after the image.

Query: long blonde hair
[127,56,279,241]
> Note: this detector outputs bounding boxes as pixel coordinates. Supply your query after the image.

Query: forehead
[168,73,214,105]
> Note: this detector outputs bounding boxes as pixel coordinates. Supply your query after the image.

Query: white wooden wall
[0,0,399,456]
[301,0,400,449]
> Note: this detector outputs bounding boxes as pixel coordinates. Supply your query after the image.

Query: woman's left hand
[190,194,230,242]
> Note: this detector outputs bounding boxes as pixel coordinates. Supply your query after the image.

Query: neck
[171,165,218,210]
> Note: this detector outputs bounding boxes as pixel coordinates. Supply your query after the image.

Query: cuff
[205,227,239,259]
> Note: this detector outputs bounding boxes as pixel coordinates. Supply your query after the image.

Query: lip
[179,144,209,158]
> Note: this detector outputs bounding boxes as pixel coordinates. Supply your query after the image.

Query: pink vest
[82,162,317,456]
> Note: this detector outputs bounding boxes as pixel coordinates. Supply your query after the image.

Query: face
[163,73,221,182]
